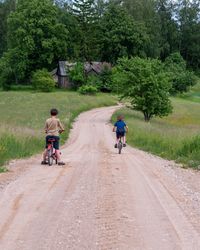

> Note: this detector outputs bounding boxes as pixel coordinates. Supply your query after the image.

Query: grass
[178,80,200,103]
[112,97,200,169]
[0,90,117,171]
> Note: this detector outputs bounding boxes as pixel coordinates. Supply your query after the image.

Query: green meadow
[0,91,117,171]
[179,82,200,103]
[112,93,200,169]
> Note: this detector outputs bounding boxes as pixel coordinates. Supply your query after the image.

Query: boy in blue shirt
[113,115,128,148]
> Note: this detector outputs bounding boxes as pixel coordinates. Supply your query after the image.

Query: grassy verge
[112,98,200,169]
[178,80,200,103]
[0,91,117,171]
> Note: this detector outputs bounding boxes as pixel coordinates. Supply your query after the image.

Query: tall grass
[0,91,117,171]
[112,97,200,169]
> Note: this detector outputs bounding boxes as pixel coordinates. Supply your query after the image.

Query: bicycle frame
[47,139,57,166]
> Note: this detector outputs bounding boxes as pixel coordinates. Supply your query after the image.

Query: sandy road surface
[1,106,200,250]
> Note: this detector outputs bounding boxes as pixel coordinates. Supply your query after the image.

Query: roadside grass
[178,80,200,103]
[112,98,200,169]
[0,91,117,170]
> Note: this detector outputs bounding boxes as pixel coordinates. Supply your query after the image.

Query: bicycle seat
[48,138,56,142]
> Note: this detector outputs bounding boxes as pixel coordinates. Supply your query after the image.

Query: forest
[0,0,199,87]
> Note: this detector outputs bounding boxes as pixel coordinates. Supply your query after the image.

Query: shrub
[164,53,197,94]
[99,65,113,92]
[171,71,197,94]
[86,75,101,89]
[69,62,85,89]
[78,85,98,95]
[32,69,55,92]
[0,53,13,90]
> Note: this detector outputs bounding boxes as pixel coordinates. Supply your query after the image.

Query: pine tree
[71,0,100,60]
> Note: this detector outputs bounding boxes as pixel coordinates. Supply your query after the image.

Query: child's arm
[112,126,116,132]
[44,121,48,133]
[58,119,65,132]
[125,125,128,133]
[113,121,117,132]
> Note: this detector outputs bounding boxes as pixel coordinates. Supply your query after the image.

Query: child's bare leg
[43,149,47,161]
[123,136,126,144]
[55,150,61,162]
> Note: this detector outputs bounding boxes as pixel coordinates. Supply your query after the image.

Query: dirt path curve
[1,106,200,250]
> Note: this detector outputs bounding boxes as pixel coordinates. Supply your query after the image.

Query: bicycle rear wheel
[47,148,53,166]
[118,141,122,154]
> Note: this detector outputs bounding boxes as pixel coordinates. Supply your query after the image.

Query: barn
[53,61,111,88]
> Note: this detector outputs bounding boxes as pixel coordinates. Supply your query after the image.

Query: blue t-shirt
[114,120,126,133]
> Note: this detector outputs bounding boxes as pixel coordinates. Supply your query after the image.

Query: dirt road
[0,106,200,250]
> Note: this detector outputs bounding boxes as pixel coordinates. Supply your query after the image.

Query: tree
[156,0,179,60]
[4,0,68,83]
[164,52,197,94]
[100,4,149,64]
[113,57,172,121]
[57,5,81,60]
[71,0,100,60]
[178,0,200,70]
[0,0,16,57]
[122,0,161,58]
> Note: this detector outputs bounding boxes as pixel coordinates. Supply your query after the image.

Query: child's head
[117,114,124,121]
[50,108,58,116]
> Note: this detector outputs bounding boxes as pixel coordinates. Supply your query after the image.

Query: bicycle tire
[47,148,53,166]
[118,142,122,154]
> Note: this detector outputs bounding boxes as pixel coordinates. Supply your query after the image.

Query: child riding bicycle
[41,108,65,165]
[113,114,128,148]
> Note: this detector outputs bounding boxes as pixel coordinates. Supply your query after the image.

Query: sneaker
[58,161,66,166]
[41,160,48,165]
[114,143,117,148]
[123,144,126,147]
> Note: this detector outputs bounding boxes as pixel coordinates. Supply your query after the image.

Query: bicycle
[46,130,64,166]
[46,138,58,166]
[117,136,123,154]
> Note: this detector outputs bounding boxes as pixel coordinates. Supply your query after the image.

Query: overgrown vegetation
[32,69,55,92]
[78,84,98,95]
[0,91,117,171]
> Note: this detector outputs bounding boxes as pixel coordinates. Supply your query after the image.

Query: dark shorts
[45,136,60,150]
[116,131,125,139]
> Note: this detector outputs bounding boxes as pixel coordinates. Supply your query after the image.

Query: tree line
[0,0,199,85]
[0,0,199,121]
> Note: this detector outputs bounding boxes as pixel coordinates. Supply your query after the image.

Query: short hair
[117,114,124,120]
[50,108,58,116]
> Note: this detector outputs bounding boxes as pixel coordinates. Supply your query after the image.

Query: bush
[0,53,13,90]
[10,85,33,91]
[78,85,98,95]
[86,75,101,89]
[99,65,113,92]
[171,71,197,94]
[32,69,55,92]
[69,62,85,89]
[164,53,197,94]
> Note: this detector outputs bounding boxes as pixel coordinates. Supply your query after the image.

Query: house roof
[57,61,111,77]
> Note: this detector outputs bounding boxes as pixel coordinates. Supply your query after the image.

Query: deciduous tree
[113,57,172,121]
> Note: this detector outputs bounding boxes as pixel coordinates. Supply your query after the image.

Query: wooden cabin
[53,61,111,88]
